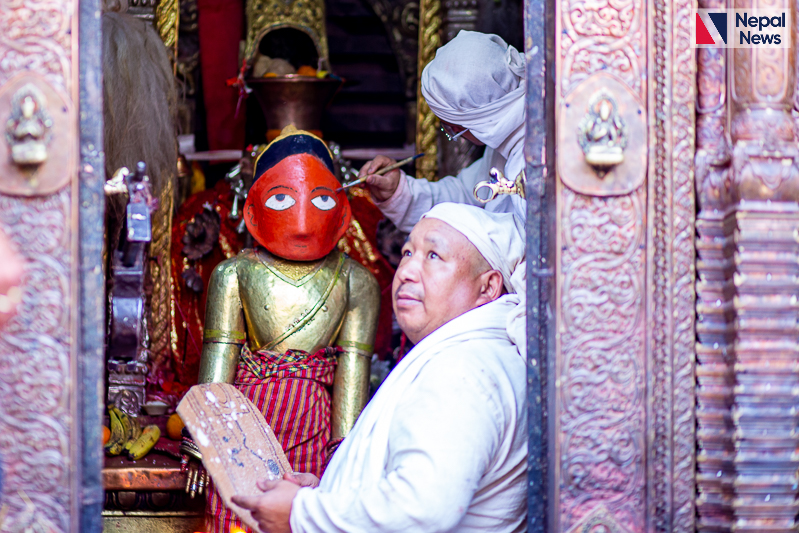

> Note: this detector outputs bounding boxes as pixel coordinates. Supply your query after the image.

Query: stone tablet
[177,383,292,531]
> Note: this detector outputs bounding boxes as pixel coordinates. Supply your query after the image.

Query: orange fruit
[297,65,317,77]
[263,72,278,78]
[102,425,111,445]
[167,413,185,441]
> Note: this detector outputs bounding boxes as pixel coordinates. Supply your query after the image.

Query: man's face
[439,119,485,146]
[244,153,351,261]
[393,218,498,344]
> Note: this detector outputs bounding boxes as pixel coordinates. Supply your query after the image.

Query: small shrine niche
[252,28,322,77]
[244,0,341,141]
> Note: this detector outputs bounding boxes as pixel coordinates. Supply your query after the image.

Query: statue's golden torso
[199,247,380,439]
[237,249,349,354]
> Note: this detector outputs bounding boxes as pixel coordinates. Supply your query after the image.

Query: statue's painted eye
[311,195,337,211]
[265,193,296,211]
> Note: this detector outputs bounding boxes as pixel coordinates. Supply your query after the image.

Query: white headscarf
[422,203,526,358]
[421,31,526,177]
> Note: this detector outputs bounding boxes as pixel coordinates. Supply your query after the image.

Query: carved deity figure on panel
[578,90,626,171]
[194,126,380,533]
[6,85,52,166]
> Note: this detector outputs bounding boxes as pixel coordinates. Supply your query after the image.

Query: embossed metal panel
[693,1,799,531]
[0,73,75,196]
[552,0,696,529]
[0,0,100,531]
[558,73,646,196]
[0,64,77,196]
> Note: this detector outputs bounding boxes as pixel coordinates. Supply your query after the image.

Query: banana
[127,425,161,461]
[123,413,142,452]
[112,407,132,448]
[104,408,125,456]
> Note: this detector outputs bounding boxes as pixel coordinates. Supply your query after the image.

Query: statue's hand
[179,428,208,498]
[359,155,401,202]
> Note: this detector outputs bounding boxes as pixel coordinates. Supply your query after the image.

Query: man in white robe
[360,31,527,231]
[233,203,528,533]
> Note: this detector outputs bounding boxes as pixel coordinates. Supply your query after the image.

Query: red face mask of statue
[244,153,352,261]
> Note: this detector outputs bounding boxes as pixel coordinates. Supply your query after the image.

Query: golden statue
[194,126,379,532]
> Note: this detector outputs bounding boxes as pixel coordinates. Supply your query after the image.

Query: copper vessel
[247,76,343,141]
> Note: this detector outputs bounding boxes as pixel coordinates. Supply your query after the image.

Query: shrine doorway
[6,0,797,530]
[528,0,799,530]
[522,0,698,530]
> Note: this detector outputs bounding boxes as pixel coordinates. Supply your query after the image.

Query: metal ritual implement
[336,152,424,192]
[177,383,292,532]
[473,167,526,203]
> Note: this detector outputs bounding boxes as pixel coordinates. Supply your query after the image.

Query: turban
[421,31,525,162]
[422,203,526,357]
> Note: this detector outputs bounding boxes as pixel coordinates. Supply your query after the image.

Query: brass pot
[247,75,343,141]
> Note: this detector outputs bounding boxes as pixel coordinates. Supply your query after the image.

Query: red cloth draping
[197,0,247,150]
[206,346,338,533]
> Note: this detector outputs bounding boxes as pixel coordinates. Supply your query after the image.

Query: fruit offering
[103,406,160,460]
[127,425,161,460]
[296,65,317,77]
[167,413,185,441]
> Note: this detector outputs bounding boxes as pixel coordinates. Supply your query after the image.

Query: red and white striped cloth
[205,346,338,533]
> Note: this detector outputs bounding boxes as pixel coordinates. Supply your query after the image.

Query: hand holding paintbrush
[337,153,425,193]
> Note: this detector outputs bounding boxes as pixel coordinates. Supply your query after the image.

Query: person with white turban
[360,31,526,232]
[232,203,527,533]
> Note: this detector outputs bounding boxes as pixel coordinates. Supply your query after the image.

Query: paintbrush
[336,153,425,192]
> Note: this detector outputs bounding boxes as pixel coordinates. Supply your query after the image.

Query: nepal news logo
[693,9,791,48]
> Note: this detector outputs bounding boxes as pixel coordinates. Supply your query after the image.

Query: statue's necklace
[257,248,327,284]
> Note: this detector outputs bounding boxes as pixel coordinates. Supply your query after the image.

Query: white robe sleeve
[289,352,505,533]
[375,154,493,233]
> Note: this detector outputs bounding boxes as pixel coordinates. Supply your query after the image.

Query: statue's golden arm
[198,258,246,384]
[330,261,381,440]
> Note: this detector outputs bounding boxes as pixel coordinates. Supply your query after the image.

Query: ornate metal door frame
[694,1,799,531]
[78,0,106,530]
[0,0,105,531]
[525,0,698,530]
[523,0,555,530]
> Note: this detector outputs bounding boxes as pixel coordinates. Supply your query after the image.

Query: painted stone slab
[177,383,292,531]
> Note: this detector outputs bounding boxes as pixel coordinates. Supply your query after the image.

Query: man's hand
[284,472,320,488]
[231,475,302,533]
[360,155,401,202]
